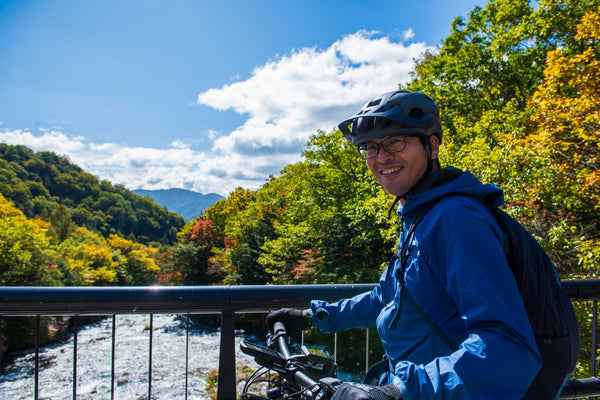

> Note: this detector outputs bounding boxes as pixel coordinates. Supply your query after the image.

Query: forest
[0,0,599,372]
[0,144,184,286]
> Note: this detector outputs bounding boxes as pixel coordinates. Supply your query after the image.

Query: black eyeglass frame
[357,134,422,160]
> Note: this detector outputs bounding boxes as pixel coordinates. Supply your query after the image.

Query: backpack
[396,196,580,399]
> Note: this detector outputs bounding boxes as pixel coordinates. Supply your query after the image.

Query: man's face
[365,135,439,198]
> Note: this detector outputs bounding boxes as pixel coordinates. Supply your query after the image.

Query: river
[0,314,257,399]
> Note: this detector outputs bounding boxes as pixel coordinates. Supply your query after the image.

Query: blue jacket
[310,169,541,399]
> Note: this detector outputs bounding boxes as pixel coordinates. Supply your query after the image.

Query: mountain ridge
[0,143,185,245]
[133,188,224,221]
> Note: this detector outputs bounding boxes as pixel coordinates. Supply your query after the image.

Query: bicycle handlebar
[272,321,321,398]
[240,319,339,399]
[273,321,292,359]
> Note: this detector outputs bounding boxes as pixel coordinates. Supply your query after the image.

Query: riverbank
[0,314,257,399]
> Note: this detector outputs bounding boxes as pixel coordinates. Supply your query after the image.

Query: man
[268,90,541,399]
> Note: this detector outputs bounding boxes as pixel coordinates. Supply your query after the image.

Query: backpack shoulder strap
[396,199,459,350]
[397,201,436,265]
[402,285,459,350]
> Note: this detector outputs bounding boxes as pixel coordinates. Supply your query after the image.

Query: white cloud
[0,127,259,196]
[197,30,430,161]
[170,140,189,149]
[0,129,86,152]
[207,129,221,140]
[1,30,432,197]
[402,29,416,41]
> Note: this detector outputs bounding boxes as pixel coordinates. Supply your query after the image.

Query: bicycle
[240,321,341,399]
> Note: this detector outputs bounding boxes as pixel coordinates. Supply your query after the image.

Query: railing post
[593,301,598,376]
[334,332,338,364]
[0,315,2,399]
[148,314,154,400]
[185,313,190,400]
[111,315,116,400]
[73,316,78,399]
[217,311,236,400]
[366,327,370,375]
[34,315,40,400]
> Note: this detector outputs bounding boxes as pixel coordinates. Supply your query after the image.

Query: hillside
[133,189,223,221]
[0,144,185,245]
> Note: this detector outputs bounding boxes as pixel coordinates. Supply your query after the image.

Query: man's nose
[377,145,393,161]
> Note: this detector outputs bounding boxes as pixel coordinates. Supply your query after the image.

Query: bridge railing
[0,281,599,399]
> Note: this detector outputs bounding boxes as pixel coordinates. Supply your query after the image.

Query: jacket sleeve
[391,198,542,400]
[310,276,387,333]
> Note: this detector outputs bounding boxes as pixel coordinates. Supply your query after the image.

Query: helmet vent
[408,107,425,120]
[367,99,381,108]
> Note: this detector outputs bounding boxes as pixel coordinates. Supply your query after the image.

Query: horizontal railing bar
[0,280,598,316]
[562,280,600,301]
[0,284,375,316]
[559,377,600,399]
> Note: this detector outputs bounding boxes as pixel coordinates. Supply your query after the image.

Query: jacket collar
[399,167,504,219]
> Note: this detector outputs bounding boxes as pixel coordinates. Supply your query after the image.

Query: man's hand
[266,308,311,334]
[331,382,402,400]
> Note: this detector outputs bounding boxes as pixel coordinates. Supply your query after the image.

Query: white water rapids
[0,314,257,399]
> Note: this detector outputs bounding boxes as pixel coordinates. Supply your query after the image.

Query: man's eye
[360,144,376,152]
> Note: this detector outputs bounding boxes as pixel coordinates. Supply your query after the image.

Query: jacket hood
[400,167,504,218]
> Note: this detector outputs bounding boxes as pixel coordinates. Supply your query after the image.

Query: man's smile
[380,166,403,176]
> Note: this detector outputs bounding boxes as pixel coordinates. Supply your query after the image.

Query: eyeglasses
[357,135,420,160]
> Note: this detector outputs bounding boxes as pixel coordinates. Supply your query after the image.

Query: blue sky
[0,0,486,196]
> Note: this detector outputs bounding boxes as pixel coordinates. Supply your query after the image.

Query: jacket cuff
[309,300,332,331]
[392,376,410,400]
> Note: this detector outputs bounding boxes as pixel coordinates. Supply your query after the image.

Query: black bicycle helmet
[338,90,442,146]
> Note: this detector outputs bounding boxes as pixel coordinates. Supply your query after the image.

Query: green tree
[252,130,393,284]
[407,0,599,146]
[48,204,75,243]
[108,234,160,285]
[202,188,268,284]
[522,8,600,277]
[0,194,62,286]
[164,218,225,285]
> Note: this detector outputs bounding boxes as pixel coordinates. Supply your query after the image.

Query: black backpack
[397,196,579,399]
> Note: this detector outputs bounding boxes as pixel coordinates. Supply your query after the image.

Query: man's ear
[429,135,440,160]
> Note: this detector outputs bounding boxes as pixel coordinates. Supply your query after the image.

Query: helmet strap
[387,195,406,219]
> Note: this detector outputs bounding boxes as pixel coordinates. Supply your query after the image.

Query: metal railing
[0,281,599,399]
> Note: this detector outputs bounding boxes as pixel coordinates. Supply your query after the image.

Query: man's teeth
[381,167,401,175]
